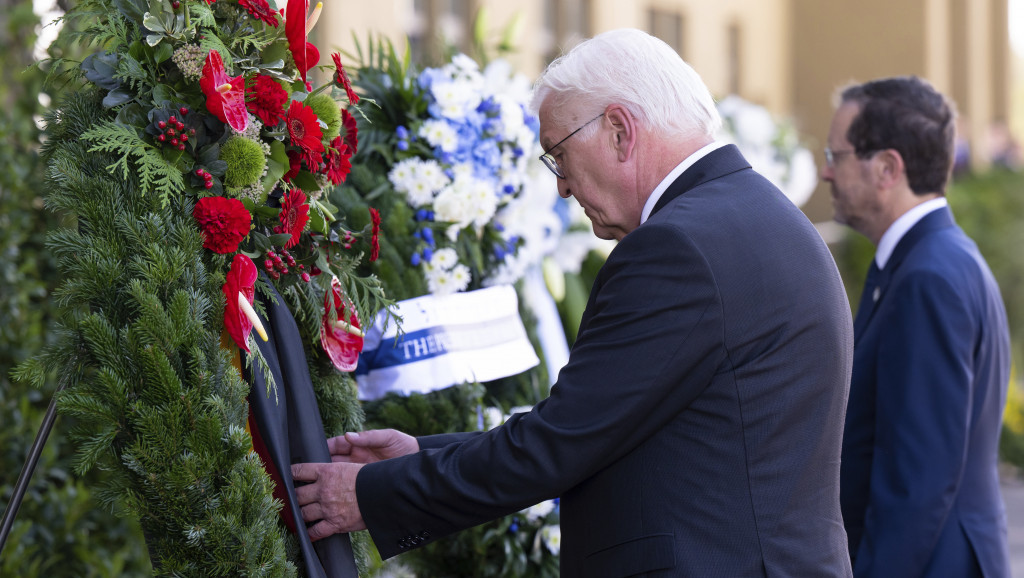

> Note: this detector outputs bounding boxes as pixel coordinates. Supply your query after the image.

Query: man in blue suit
[292,29,854,576]
[827,76,1011,577]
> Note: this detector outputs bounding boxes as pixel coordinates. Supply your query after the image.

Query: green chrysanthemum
[220,136,266,188]
[305,93,341,139]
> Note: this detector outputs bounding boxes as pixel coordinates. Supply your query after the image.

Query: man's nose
[557,181,571,199]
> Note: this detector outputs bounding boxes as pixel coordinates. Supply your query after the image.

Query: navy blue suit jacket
[357,145,854,577]
[840,206,1011,577]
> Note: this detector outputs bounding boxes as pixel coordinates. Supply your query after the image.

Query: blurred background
[2,0,1023,575]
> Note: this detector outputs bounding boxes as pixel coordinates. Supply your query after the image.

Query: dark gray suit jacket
[357,145,854,577]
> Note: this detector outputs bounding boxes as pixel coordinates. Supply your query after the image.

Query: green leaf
[153,42,174,64]
[268,233,293,246]
[292,170,319,192]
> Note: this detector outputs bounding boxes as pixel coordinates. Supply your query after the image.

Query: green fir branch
[80,120,185,205]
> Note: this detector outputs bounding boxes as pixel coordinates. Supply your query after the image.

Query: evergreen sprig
[81,120,185,205]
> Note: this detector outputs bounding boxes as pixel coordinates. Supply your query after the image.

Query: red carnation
[331,53,359,105]
[239,0,279,26]
[193,196,252,254]
[223,254,258,352]
[199,50,248,132]
[286,99,325,168]
[340,108,358,155]
[246,74,288,126]
[323,136,353,185]
[369,207,381,262]
[274,188,310,249]
[321,276,364,372]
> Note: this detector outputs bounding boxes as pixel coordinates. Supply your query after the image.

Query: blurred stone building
[320,0,1013,221]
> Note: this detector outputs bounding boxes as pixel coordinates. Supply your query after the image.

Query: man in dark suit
[826,76,1011,577]
[292,28,854,577]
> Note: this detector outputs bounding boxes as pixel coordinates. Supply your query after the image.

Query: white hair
[531,28,721,142]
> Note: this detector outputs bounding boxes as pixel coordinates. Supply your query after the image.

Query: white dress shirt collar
[875,197,948,269]
[640,141,728,225]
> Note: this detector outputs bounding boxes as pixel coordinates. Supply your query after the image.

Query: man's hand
[292,461,367,541]
[328,429,419,464]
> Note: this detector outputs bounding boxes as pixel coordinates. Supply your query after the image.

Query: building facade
[321,0,1013,221]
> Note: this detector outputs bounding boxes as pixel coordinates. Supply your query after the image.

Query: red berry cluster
[171,0,180,8]
[195,168,214,190]
[342,231,355,249]
[263,249,311,283]
[155,109,195,152]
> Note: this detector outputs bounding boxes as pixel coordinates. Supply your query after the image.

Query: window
[541,0,592,65]
[648,8,684,58]
[407,0,475,65]
[727,22,742,95]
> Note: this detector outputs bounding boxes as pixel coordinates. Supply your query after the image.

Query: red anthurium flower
[239,0,279,26]
[223,254,258,352]
[369,207,381,262]
[340,108,358,155]
[199,50,248,132]
[274,188,310,249]
[193,196,252,253]
[331,53,360,105]
[286,99,325,167]
[246,74,288,126]
[323,136,352,185]
[286,0,320,83]
[321,276,364,372]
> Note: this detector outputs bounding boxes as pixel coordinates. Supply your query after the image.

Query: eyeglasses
[539,113,605,179]
[824,147,857,168]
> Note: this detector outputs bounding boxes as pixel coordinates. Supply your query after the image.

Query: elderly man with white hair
[293,29,854,577]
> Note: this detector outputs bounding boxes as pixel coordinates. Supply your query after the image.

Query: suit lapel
[853,206,956,344]
[650,144,752,217]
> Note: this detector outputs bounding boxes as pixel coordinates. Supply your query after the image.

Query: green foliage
[17,86,295,575]
[0,1,150,574]
[80,120,186,205]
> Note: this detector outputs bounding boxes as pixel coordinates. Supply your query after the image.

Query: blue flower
[415,209,430,221]
[396,125,410,140]
[508,519,519,533]
[397,140,409,151]
[472,140,501,171]
[422,227,435,246]
[422,247,433,262]
[503,184,516,195]
[410,252,421,266]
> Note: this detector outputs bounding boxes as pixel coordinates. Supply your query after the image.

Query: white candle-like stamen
[238,293,268,342]
[306,2,323,35]
[333,318,364,338]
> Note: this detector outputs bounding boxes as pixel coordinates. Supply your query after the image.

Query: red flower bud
[204,181,213,189]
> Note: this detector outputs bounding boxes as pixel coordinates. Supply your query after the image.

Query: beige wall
[319,0,791,113]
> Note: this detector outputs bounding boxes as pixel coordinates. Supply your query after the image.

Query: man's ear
[605,104,637,162]
[873,148,906,189]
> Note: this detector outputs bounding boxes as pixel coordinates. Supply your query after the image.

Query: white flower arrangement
[715,95,818,208]
[380,55,542,295]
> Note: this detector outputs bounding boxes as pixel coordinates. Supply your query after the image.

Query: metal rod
[0,392,61,555]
